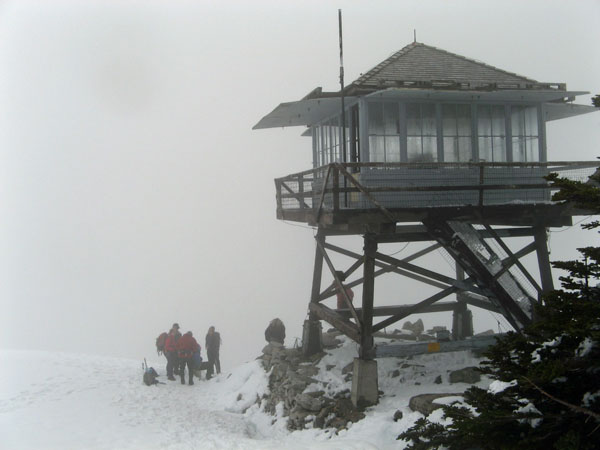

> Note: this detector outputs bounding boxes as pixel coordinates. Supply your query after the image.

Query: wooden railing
[274,161,599,220]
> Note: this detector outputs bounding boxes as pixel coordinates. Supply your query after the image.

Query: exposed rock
[390,369,401,378]
[434,375,443,384]
[341,362,354,374]
[409,393,463,415]
[393,410,403,422]
[402,319,424,335]
[295,393,323,412]
[322,333,343,348]
[325,364,336,371]
[449,366,481,384]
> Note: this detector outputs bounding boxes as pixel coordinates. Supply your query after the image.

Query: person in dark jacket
[205,326,221,380]
[265,318,285,345]
[164,324,181,381]
[176,331,201,385]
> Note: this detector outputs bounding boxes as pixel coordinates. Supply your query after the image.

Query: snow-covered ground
[0,339,490,449]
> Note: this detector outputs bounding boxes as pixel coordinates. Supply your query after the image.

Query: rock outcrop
[259,339,364,432]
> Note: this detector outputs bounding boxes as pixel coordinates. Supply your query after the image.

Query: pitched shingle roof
[345,42,553,94]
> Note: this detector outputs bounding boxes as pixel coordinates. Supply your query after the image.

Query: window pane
[458,137,472,161]
[369,136,385,162]
[444,137,459,162]
[478,106,492,136]
[385,136,401,162]
[406,104,421,135]
[493,137,506,161]
[407,137,421,161]
[527,137,539,161]
[511,106,524,137]
[384,103,399,135]
[456,105,471,134]
[368,103,384,134]
[422,137,437,161]
[422,104,436,136]
[442,105,457,136]
[479,137,492,162]
[526,107,538,135]
[512,137,526,162]
[491,106,505,136]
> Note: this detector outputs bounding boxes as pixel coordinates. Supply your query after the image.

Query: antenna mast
[339,9,346,162]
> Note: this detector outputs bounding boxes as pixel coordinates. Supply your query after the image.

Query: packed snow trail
[0,350,381,449]
[0,343,489,449]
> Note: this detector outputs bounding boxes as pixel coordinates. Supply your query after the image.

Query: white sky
[1,0,599,369]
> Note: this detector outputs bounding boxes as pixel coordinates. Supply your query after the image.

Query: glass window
[511,106,539,162]
[368,101,400,162]
[406,103,437,162]
[442,104,472,162]
[477,105,506,162]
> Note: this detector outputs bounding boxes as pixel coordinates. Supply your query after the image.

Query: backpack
[142,359,161,386]
[143,367,159,386]
[156,332,168,355]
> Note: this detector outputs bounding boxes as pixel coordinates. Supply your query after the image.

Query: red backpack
[156,332,168,355]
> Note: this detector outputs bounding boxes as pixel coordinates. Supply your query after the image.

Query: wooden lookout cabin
[253,42,598,406]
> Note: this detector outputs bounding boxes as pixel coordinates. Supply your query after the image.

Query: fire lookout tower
[253,42,598,407]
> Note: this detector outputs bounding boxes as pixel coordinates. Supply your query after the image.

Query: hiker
[334,271,354,309]
[176,331,200,385]
[164,324,181,381]
[205,326,221,379]
[265,318,285,345]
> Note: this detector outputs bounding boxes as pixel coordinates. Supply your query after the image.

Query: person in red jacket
[176,331,201,385]
[164,325,181,381]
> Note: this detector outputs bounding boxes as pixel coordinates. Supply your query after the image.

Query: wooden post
[352,233,379,408]
[303,229,325,356]
[360,234,377,359]
[534,226,554,302]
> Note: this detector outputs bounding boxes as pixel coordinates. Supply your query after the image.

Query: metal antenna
[339,9,347,162]
[414,29,416,43]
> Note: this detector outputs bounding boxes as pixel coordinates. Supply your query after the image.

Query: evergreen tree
[398,166,600,449]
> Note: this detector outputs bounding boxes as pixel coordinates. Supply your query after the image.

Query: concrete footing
[351,358,378,408]
[302,319,323,356]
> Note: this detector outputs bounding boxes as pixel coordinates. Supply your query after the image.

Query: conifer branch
[521,376,600,423]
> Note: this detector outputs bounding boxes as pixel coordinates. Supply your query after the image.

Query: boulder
[295,393,323,412]
[449,366,481,384]
[409,393,463,415]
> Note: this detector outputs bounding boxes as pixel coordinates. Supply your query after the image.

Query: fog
[1,0,599,370]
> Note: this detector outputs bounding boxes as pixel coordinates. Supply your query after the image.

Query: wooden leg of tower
[452,265,473,340]
[352,234,378,407]
[303,229,324,356]
[534,226,554,297]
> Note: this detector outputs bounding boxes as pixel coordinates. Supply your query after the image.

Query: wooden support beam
[309,230,326,322]
[373,225,537,243]
[373,286,459,332]
[324,242,452,291]
[309,302,361,343]
[316,238,363,326]
[360,235,377,359]
[375,251,490,297]
[337,302,460,319]
[319,256,365,301]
